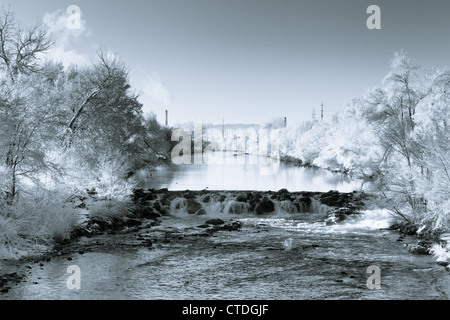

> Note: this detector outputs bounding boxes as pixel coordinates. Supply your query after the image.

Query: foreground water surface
[2,209,449,300]
[1,161,448,300]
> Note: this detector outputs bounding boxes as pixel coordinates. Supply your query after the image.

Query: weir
[132,188,367,218]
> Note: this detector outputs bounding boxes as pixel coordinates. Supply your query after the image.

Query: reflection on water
[138,154,361,192]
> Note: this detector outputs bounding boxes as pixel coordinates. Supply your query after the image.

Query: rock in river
[186,200,203,215]
[320,190,352,207]
[205,219,225,226]
[324,207,357,225]
[255,198,275,214]
[407,244,429,255]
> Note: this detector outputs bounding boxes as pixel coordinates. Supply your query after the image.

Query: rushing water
[3,211,449,300]
[1,158,449,300]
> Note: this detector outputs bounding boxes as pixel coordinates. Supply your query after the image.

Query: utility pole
[321,102,324,121]
[222,117,226,152]
[222,117,225,137]
[284,117,287,128]
[165,110,168,126]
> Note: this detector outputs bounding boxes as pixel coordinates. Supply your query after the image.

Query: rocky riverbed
[0,189,448,299]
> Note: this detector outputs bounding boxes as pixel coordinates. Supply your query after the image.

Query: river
[136,154,361,192]
[1,157,449,300]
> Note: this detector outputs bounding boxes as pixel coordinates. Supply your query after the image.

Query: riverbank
[1,188,448,297]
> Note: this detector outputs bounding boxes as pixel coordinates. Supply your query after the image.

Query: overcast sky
[6,0,450,126]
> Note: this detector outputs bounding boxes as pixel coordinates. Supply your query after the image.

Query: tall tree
[0,8,173,202]
[359,51,448,230]
[0,8,58,201]
[62,50,172,180]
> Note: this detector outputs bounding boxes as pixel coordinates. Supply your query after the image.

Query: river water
[1,157,449,300]
[136,155,361,192]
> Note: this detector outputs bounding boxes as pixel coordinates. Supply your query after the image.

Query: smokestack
[321,102,324,121]
[165,110,168,126]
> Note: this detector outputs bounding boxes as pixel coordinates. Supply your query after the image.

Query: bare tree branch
[0,7,53,81]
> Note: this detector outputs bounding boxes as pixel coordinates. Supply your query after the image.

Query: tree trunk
[10,161,17,202]
[4,161,17,205]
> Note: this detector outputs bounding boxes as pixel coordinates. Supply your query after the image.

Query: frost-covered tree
[0,7,53,80]
[0,8,60,201]
[264,117,286,129]
[278,51,449,232]
[0,8,172,202]
[356,51,449,231]
[412,69,450,230]
[61,50,173,183]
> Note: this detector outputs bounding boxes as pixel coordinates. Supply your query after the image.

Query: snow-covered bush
[0,215,21,259]
[7,189,79,244]
[88,199,132,223]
